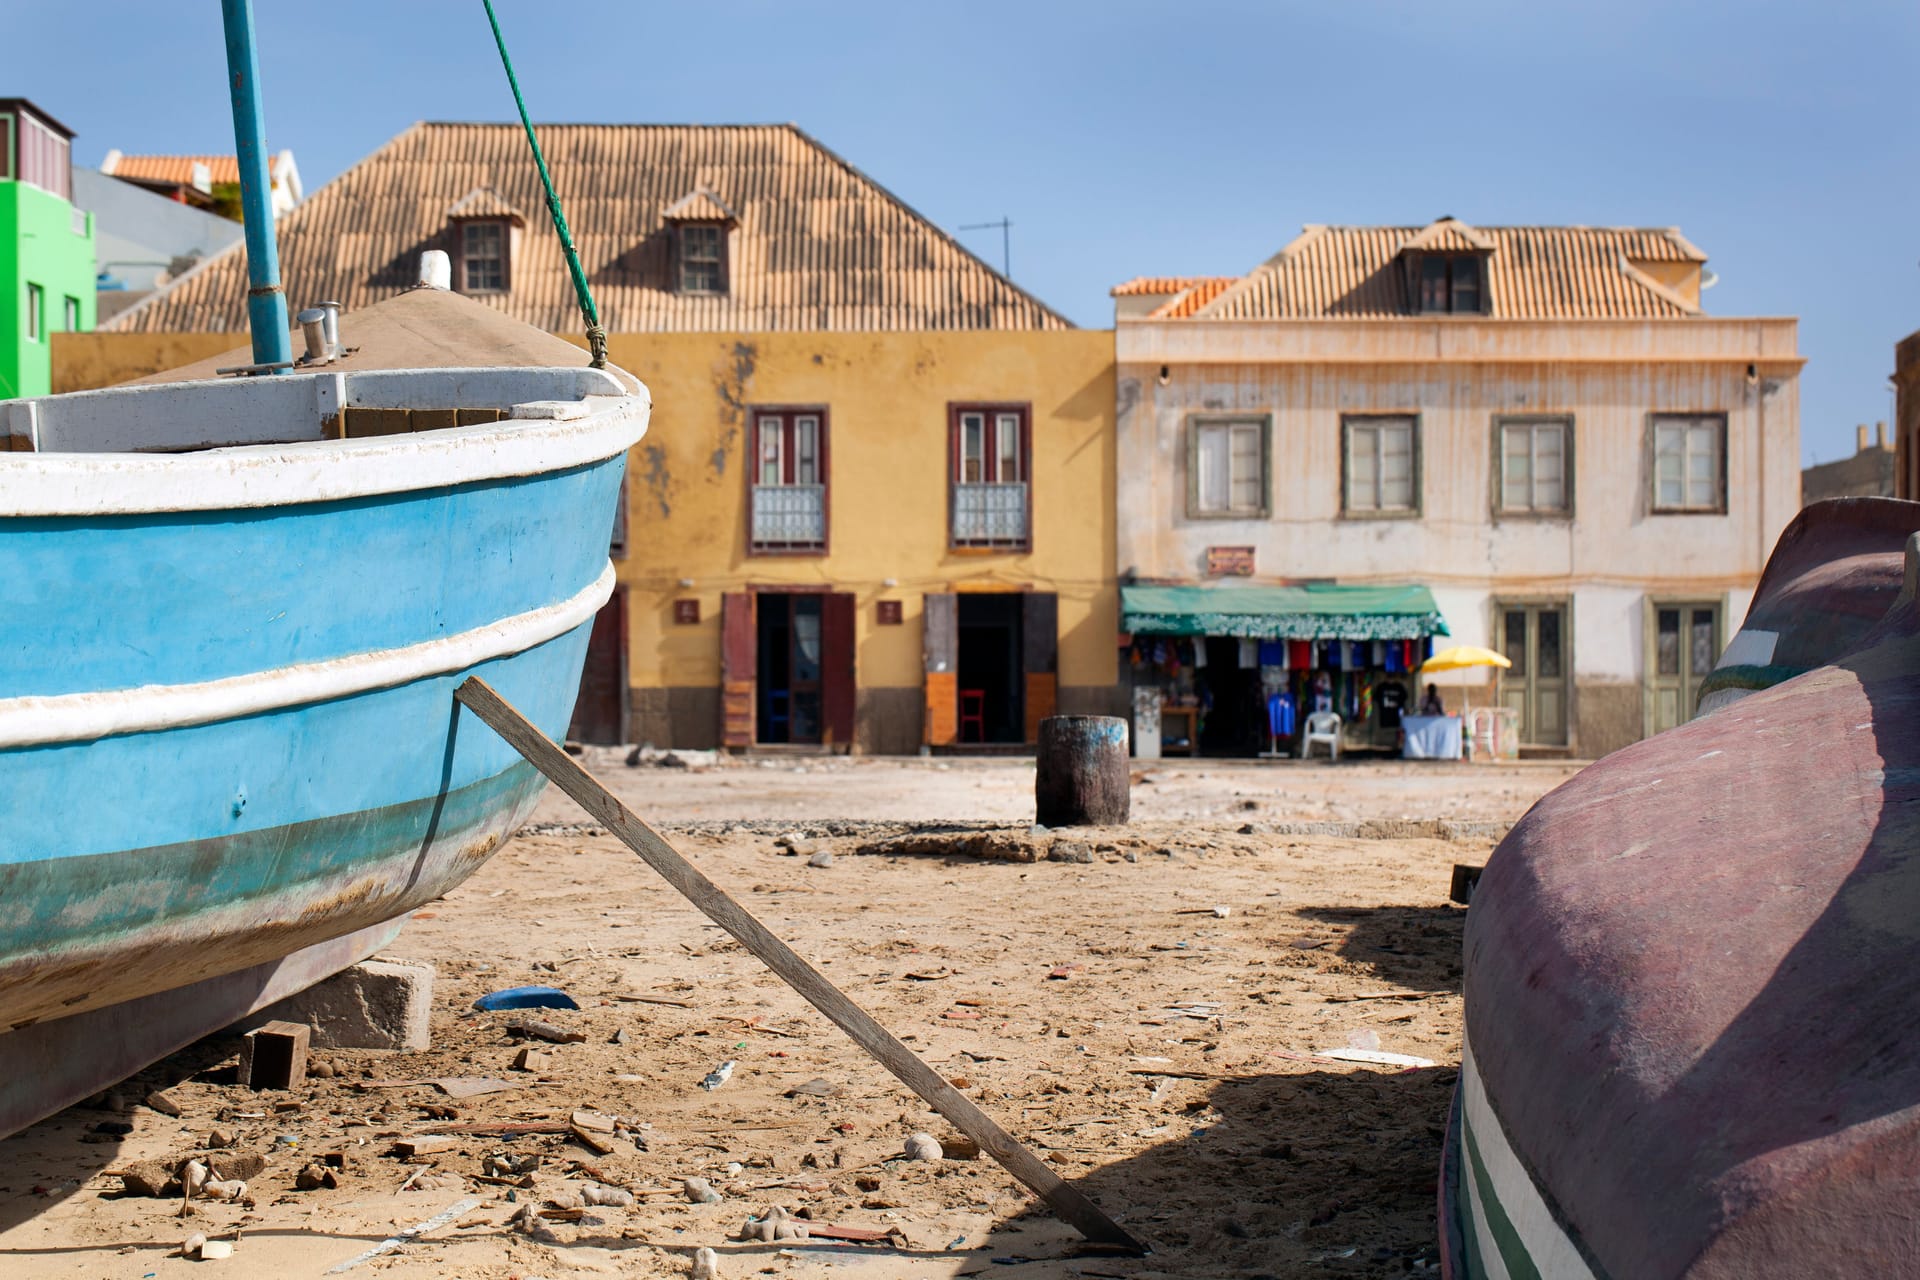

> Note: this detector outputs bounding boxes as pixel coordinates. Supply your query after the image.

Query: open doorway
[957,594,1024,744]
[922,591,1057,748]
[720,590,855,750]
[756,593,823,744]
[1195,635,1262,755]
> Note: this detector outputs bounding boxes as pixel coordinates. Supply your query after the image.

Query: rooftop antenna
[960,217,1012,279]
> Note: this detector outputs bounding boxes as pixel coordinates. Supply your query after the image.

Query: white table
[1401,714,1463,760]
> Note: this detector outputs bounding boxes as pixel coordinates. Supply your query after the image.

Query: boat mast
[219,0,291,373]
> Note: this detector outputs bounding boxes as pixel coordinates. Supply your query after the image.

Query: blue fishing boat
[0,358,647,1132]
[0,0,648,1135]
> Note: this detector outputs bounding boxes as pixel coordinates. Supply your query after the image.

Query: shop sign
[1206,545,1256,577]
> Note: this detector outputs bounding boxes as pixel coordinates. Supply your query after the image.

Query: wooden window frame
[1340,413,1421,519]
[1186,414,1271,519]
[746,405,830,556]
[948,402,1033,552]
[1495,595,1577,750]
[1408,252,1489,315]
[677,221,729,295]
[454,218,511,295]
[1492,415,1575,519]
[1642,595,1724,732]
[1648,412,1729,515]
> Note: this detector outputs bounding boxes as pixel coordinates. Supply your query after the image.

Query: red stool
[959,689,986,742]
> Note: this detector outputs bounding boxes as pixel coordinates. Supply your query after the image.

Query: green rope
[482,0,608,369]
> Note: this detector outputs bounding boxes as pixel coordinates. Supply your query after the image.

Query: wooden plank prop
[453,677,1146,1252]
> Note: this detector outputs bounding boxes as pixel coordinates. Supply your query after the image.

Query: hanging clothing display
[1378,680,1408,728]
[1118,580,1447,757]
[1266,691,1296,740]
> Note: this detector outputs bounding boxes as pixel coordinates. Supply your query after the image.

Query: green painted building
[0,98,93,400]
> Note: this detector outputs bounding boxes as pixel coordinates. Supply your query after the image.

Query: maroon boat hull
[1445,500,1920,1277]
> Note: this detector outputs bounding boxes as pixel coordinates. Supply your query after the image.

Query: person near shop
[1419,683,1445,716]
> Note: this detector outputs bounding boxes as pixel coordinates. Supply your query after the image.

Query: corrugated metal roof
[447,186,526,222]
[107,123,1071,334]
[1167,220,1709,321]
[104,153,241,185]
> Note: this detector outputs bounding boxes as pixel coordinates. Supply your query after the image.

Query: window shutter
[922,593,959,746]
[820,592,857,750]
[1229,423,1262,512]
[720,593,754,747]
[1021,592,1059,743]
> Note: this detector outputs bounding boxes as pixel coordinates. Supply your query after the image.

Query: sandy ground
[0,757,1579,1279]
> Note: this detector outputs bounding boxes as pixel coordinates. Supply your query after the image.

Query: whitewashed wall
[1115,317,1801,754]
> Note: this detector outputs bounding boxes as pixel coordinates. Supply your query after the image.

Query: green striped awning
[1121,583,1450,641]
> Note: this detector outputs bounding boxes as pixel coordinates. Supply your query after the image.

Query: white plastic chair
[1302,711,1342,761]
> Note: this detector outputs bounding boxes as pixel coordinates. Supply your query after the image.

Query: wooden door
[1497,603,1569,747]
[1648,601,1722,733]
[719,592,754,748]
[1022,592,1058,743]
[923,592,958,746]
[821,592,856,750]
[566,587,629,745]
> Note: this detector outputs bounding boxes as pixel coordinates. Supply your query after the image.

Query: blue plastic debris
[472,985,579,1012]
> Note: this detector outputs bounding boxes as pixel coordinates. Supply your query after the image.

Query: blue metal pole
[219,0,290,370]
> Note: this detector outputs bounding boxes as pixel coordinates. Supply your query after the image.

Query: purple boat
[1442,498,1920,1277]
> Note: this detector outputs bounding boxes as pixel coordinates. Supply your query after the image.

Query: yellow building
[65,121,1119,752]
[607,331,1116,753]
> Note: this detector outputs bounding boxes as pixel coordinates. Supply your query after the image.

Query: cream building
[1113,219,1801,758]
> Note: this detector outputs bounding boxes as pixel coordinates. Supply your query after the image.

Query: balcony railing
[951,481,1029,548]
[751,484,826,550]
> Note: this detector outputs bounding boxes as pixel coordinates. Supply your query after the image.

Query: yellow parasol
[1418,646,1512,758]
[1420,645,1512,675]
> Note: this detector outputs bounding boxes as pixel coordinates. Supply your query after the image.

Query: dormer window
[678,223,726,294]
[1417,253,1482,314]
[1398,218,1495,316]
[661,187,738,297]
[445,186,525,296]
[461,221,508,292]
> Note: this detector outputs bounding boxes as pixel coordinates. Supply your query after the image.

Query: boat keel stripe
[1456,1039,1603,1280]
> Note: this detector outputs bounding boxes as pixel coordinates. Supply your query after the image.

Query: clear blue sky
[7,1,1914,464]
